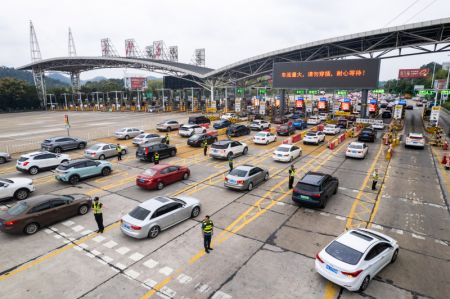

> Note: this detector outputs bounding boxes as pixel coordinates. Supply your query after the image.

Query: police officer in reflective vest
[154,152,160,165]
[92,197,104,233]
[201,215,214,253]
[372,169,379,190]
[165,133,170,145]
[288,164,296,189]
[116,144,122,161]
[202,139,208,156]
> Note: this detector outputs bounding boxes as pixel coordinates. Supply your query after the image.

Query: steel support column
[360,89,368,118]
[70,71,81,93]
[32,68,47,109]
[280,89,286,118]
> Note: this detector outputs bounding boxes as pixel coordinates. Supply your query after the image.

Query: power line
[404,0,438,23]
[384,0,421,27]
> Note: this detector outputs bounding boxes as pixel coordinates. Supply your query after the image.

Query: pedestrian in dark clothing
[201,215,214,253]
[117,144,122,161]
[288,164,296,189]
[92,197,104,233]
[228,155,233,172]
[202,139,208,156]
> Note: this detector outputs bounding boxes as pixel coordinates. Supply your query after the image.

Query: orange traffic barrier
[442,155,448,165]
[292,134,302,142]
[329,141,336,150]
[283,137,292,144]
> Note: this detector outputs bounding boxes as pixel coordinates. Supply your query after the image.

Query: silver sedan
[132,133,166,146]
[84,143,128,160]
[224,165,269,191]
[120,196,201,239]
[0,152,12,164]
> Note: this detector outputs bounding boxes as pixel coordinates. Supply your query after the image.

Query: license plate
[352,151,357,153]
[278,154,282,157]
[300,195,310,200]
[326,264,338,274]
[228,179,236,184]
[213,149,218,153]
[122,223,130,229]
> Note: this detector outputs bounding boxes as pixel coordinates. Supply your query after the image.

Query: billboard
[318,101,326,109]
[169,46,178,62]
[434,79,447,90]
[272,59,380,89]
[398,68,429,79]
[124,77,147,90]
[153,40,163,59]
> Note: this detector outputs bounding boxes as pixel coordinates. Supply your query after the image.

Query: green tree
[0,77,40,111]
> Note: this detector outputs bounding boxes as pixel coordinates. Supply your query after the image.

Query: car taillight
[4,220,17,226]
[261,138,266,140]
[23,162,29,166]
[237,180,244,184]
[91,153,96,156]
[341,270,363,277]
[131,225,142,230]
[311,193,321,198]
[225,177,228,181]
[357,151,362,153]
[316,253,324,263]
[293,188,300,193]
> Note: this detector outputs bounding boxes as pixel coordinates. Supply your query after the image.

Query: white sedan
[307,116,321,125]
[345,142,368,159]
[405,133,425,149]
[0,177,35,201]
[323,124,341,135]
[253,132,277,145]
[315,228,399,292]
[272,144,302,162]
[221,113,237,120]
[303,131,325,145]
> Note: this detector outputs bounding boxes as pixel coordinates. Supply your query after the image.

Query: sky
[1,0,450,81]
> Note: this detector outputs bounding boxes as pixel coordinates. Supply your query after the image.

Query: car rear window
[180,127,190,131]
[8,201,28,216]
[89,145,102,151]
[296,182,320,192]
[18,157,29,162]
[136,134,145,138]
[325,241,363,265]
[129,206,151,221]
[211,143,229,149]
[229,169,248,177]
[255,132,268,137]
[348,144,363,149]
[409,135,423,139]
[306,132,317,136]
[276,146,289,152]
[143,169,157,176]
[190,134,202,140]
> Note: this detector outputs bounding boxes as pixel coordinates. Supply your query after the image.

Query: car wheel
[125,135,130,140]
[167,127,171,132]
[78,143,86,149]
[243,147,248,155]
[28,166,39,175]
[214,138,218,143]
[170,150,176,157]
[183,172,189,180]
[24,222,39,235]
[248,182,254,191]
[359,276,370,292]
[333,183,339,194]
[191,206,201,218]
[69,175,80,185]
[102,167,111,176]
[266,140,269,145]
[203,129,207,134]
[121,149,127,155]
[99,154,106,160]
[14,188,29,200]
[0,157,6,164]
[264,172,269,181]
[78,204,89,215]
[227,152,233,160]
[148,226,160,239]
[54,147,62,154]
[390,249,399,263]
[61,160,68,164]
[157,182,164,190]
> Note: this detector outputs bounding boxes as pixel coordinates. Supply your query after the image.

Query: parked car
[303,131,326,145]
[292,172,339,208]
[272,144,302,162]
[276,124,296,136]
[16,152,71,175]
[221,113,238,120]
[381,111,392,119]
[120,196,201,239]
[179,124,207,137]
[315,228,399,292]
[227,124,251,137]
[0,177,35,201]
[323,124,341,135]
[84,143,127,160]
[405,132,425,149]
[272,115,289,124]
[136,164,190,190]
[249,120,271,131]
[136,143,177,162]
[187,133,218,147]
[346,142,368,159]
[358,128,376,142]
[188,115,211,125]
[41,137,87,153]
[156,120,181,132]
[0,194,92,235]
[307,116,321,125]
[55,159,113,185]
[253,132,277,145]
[132,133,165,146]
[293,120,308,130]
[210,140,248,160]
[0,152,12,164]
[224,165,269,191]
[213,120,232,129]
[406,105,414,110]
[114,128,144,140]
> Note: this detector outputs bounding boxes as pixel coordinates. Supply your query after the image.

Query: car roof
[214,140,232,145]
[139,196,174,210]
[300,172,328,185]
[65,158,90,165]
[349,142,364,146]
[336,229,386,253]
[21,151,48,157]
[91,143,110,147]
[277,144,294,149]
[23,194,63,206]
[234,165,255,171]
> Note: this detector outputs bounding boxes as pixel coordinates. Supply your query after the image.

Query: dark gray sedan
[41,137,87,153]
[224,165,269,191]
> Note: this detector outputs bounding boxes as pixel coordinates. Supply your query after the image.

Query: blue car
[293,120,307,130]
[213,120,232,129]
[291,113,303,120]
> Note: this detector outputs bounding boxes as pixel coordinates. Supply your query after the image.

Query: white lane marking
[412,233,425,240]
[103,240,118,248]
[91,250,101,256]
[53,234,62,239]
[115,263,126,270]
[93,235,106,243]
[156,293,170,299]
[435,239,447,246]
[160,286,176,298]
[71,225,84,232]
[392,229,404,235]
[44,228,53,234]
[62,220,75,227]
[212,291,233,299]
[116,247,131,255]
[276,202,285,206]
[73,246,83,251]
[143,259,159,269]
[59,232,69,237]
[144,279,157,288]
[102,256,114,263]
[129,252,145,262]
[124,269,140,279]
[50,226,58,231]
[320,212,330,216]
[371,224,384,230]
[338,186,347,190]
[81,230,93,236]
[85,253,95,258]
[97,259,107,265]
[63,240,71,244]
[159,266,173,276]
[79,243,89,249]
[176,273,193,284]
[304,208,315,213]
[195,283,211,293]
[335,216,346,221]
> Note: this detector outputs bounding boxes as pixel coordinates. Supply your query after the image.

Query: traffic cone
[442,155,448,165]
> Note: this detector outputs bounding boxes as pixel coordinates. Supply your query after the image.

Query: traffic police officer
[165,133,170,145]
[92,197,104,233]
[201,215,214,253]
[202,139,208,156]
[116,144,122,161]
[372,168,379,190]
[288,164,296,189]
[228,155,233,172]
[154,152,160,165]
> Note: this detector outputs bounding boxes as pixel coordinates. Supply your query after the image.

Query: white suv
[405,133,425,149]
[16,152,71,175]
[249,120,271,131]
[179,124,206,137]
[303,131,325,145]
[0,177,35,200]
[323,124,340,135]
[210,140,248,160]
[307,116,321,125]
[221,113,237,120]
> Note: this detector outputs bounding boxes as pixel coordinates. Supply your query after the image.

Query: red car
[136,164,190,190]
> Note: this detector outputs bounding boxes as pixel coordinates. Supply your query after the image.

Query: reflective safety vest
[116,146,121,153]
[166,135,170,142]
[154,152,160,161]
[372,171,379,181]
[289,169,296,177]
[202,220,213,234]
[92,202,103,214]
[202,140,208,148]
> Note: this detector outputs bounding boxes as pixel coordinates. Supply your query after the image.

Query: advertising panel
[259,99,266,115]
[295,98,304,108]
[393,105,403,119]
[124,77,147,90]
[318,101,326,110]
[235,98,241,112]
[430,106,441,122]
[272,59,380,89]
[305,99,312,112]
[398,68,430,79]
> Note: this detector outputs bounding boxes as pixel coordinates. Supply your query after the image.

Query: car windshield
[325,241,363,265]
[297,182,320,192]
[7,201,28,216]
[255,132,268,137]
[180,127,189,131]
[190,134,203,140]
[306,132,317,136]
[57,163,71,170]
[326,125,335,129]
[89,145,102,151]
[279,126,288,130]
[147,134,159,138]
[349,144,363,149]
[362,130,372,134]
[129,206,151,221]
[143,169,157,176]
[18,157,29,162]
[211,143,229,149]
[118,128,126,132]
[136,134,145,138]
[276,147,290,152]
[229,169,248,177]
[43,139,52,143]
[251,121,260,125]
[409,135,423,139]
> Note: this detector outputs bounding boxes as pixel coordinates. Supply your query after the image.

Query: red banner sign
[318,101,326,109]
[398,68,430,79]
[340,102,351,111]
[295,100,304,108]
[368,104,377,112]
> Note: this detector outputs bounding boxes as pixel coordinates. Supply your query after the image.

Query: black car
[136,143,177,162]
[292,172,339,208]
[227,124,250,137]
[406,105,414,110]
[358,128,376,142]
[187,133,218,147]
[188,116,211,125]
[213,120,232,129]
[381,111,392,118]
[276,124,296,136]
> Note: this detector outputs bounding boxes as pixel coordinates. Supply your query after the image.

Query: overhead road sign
[418,89,436,95]
[398,68,430,79]
[414,85,424,91]
[441,89,450,95]
[272,59,380,89]
[336,90,348,96]
[372,89,384,94]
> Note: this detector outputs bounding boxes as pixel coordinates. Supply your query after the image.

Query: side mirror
[2,184,8,188]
